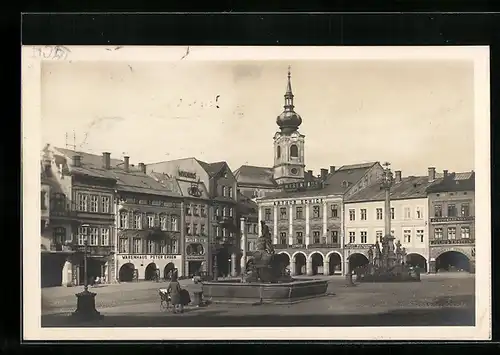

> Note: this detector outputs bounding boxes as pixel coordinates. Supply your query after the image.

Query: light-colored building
[343,170,440,272]
[426,168,475,273]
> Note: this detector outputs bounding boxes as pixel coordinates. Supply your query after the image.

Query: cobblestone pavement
[41,274,475,327]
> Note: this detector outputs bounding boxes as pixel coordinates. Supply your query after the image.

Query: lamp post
[72,223,103,321]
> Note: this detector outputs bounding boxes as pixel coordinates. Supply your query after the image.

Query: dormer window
[342,180,349,188]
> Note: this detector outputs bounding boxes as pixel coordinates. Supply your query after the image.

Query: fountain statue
[242,221,292,283]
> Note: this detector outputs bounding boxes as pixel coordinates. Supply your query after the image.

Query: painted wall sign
[185,237,207,244]
[345,244,372,249]
[430,216,475,223]
[186,255,206,261]
[178,170,197,179]
[120,254,177,260]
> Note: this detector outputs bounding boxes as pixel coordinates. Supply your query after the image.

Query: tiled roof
[427,172,475,193]
[346,175,440,203]
[196,159,228,178]
[258,162,377,200]
[54,147,123,168]
[435,171,474,180]
[234,165,278,187]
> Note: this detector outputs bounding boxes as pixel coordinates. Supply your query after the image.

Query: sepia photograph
[22,46,491,341]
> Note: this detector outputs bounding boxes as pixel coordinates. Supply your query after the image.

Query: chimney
[72,155,81,167]
[428,167,436,182]
[320,168,328,180]
[330,166,336,174]
[123,156,130,172]
[395,170,402,183]
[443,170,448,178]
[102,152,111,169]
[138,162,146,174]
[307,170,313,181]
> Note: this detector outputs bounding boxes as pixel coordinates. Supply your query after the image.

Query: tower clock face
[290,168,298,175]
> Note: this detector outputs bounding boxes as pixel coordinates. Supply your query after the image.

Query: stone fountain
[201,221,329,304]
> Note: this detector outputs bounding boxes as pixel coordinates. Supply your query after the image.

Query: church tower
[273,67,305,185]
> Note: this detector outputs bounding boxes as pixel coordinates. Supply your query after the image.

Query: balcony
[430,238,475,246]
[307,243,341,249]
[430,216,475,223]
[48,243,74,253]
[50,209,78,218]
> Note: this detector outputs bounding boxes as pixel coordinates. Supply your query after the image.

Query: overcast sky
[41,59,474,177]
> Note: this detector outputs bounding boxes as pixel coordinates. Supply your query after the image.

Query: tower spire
[284,65,294,110]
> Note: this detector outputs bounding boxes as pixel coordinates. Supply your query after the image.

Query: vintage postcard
[22,46,491,341]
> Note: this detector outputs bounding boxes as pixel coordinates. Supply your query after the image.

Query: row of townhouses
[39,68,475,287]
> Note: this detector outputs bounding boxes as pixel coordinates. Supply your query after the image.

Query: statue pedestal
[71,290,103,321]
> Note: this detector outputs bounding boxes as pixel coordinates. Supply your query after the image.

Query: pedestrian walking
[167,273,183,314]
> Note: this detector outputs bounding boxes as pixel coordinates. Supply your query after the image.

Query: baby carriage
[158,288,172,311]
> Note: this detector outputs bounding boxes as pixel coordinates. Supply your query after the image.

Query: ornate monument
[357,163,420,282]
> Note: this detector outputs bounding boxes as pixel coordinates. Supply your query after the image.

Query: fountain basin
[357,266,421,283]
[201,278,329,305]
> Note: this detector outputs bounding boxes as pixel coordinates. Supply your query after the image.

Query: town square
[34,52,480,331]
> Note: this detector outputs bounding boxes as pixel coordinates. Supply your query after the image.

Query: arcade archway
[278,252,291,268]
[310,253,324,275]
[328,252,342,275]
[163,262,176,280]
[349,253,369,271]
[294,253,307,275]
[406,253,427,272]
[119,263,135,282]
[145,263,157,281]
[436,251,471,272]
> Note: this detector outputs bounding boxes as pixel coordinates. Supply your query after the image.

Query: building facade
[344,171,440,272]
[426,169,475,273]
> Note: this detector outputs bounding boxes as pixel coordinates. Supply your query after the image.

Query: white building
[343,171,438,272]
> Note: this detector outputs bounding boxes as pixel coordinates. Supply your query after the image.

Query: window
[41,191,47,210]
[280,232,287,245]
[461,226,470,239]
[296,232,303,244]
[360,231,367,243]
[391,207,395,220]
[403,230,411,243]
[222,186,227,197]
[277,146,281,158]
[253,224,257,234]
[186,205,191,216]
[186,224,191,235]
[147,240,156,254]
[416,207,422,219]
[133,238,141,253]
[100,228,110,246]
[348,232,355,244]
[200,205,206,217]
[171,215,178,231]
[119,212,128,228]
[229,207,233,217]
[349,209,355,221]
[360,209,367,220]
[313,206,320,218]
[404,207,411,219]
[160,240,166,254]
[434,228,443,239]
[101,196,110,213]
[265,208,272,221]
[247,241,252,251]
[51,193,66,212]
[330,230,339,244]
[461,203,470,217]
[376,231,383,242]
[417,230,424,243]
[215,226,220,238]
[89,227,98,246]
[53,227,65,244]
[330,204,338,218]
[77,193,88,212]
[77,226,87,245]
[170,239,178,254]
[193,223,198,235]
[89,195,99,212]
[134,213,142,229]
[200,224,205,235]
[447,227,456,240]
[193,204,199,216]
[229,187,233,198]
[448,204,457,217]
[376,208,383,220]
[246,224,252,233]
[214,207,219,218]
[313,231,321,244]
[119,238,128,253]
[280,207,287,220]
[223,207,228,217]
[160,215,167,231]
[290,144,299,158]
[434,205,442,217]
[147,215,155,228]
[296,206,303,219]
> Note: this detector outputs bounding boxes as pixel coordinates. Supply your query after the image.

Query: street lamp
[72,223,103,321]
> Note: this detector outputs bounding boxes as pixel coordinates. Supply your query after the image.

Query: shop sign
[186,237,207,244]
[178,170,197,179]
[120,254,177,260]
[186,255,206,261]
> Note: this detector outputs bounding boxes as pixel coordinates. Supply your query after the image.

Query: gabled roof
[427,172,475,193]
[234,165,278,187]
[196,159,229,178]
[346,175,441,203]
